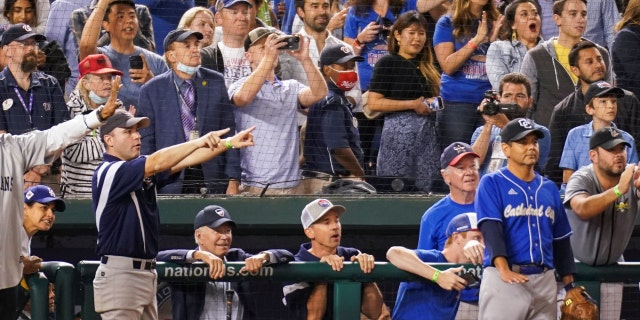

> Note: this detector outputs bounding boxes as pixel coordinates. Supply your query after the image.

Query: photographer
[470,72,550,176]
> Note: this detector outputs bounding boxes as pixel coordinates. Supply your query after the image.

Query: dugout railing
[24,261,640,320]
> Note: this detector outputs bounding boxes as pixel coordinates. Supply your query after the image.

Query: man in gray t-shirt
[564,127,640,319]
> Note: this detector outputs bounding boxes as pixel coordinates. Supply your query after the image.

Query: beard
[20,52,38,73]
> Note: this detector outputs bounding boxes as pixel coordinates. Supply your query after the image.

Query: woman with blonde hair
[612,0,640,99]
[61,54,122,195]
[178,6,215,48]
[367,11,441,192]
[433,0,499,150]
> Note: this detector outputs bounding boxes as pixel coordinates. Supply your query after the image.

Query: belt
[302,170,335,181]
[512,264,549,275]
[100,255,156,271]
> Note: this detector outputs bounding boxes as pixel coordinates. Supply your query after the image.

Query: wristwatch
[96,106,107,122]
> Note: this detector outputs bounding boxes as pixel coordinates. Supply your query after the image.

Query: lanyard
[14,87,34,124]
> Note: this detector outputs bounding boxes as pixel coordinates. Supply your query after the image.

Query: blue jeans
[436,101,483,151]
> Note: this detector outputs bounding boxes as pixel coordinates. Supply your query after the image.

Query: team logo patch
[508,188,518,195]
[214,208,225,217]
[42,102,51,111]
[2,98,13,111]
[317,199,331,207]
[25,190,34,200]
[517,118,533,129]
[609,128,620,138]
[340,46,350,54]
[22,24,33,32]
[47,188,56,197]
[453,144,466,154]
[595,81,611,89]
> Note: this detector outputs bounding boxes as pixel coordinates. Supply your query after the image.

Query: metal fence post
[26,273,50,320]
[333,281,362,320]
[41,261,75,320]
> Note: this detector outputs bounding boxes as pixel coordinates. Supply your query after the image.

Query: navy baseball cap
[0,23,45,47]
[193,205,237,230]
[440,142,479,169]
[445,212,479,238]
[584,81,624,104]
[99,109,150,139]
[319,44,364,67]
[215,0,252,12]
[24,185,66,212]
[163,29,203,51]
[500,118,544,142]
[589,127,631,150]
[301,199,346,229]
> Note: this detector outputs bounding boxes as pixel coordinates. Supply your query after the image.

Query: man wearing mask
[471,72,551,176]
[138,29,240,194]
[303,44,365,193]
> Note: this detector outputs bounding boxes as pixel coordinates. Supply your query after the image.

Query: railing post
[77,261,101,320]
[41,261,75,320]
[333,281,362,320]
[26,273,50,320]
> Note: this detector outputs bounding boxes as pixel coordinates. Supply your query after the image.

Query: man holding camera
[471,72,550,176]
[229,27,327,194]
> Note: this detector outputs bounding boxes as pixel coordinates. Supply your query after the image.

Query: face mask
[177,62,199,75]
[89,90,108,105]
[329,67,358,91]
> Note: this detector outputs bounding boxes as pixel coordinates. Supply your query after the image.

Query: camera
[423,96,444,111]
[482,90,519,115]
[278,35,300,51]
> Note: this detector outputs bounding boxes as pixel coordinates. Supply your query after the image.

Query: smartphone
[129,55,143,69]
[460,272,480,287]
[278,35,300,51]
[423,96,444,111]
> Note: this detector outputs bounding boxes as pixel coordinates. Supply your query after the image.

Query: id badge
[189,130,200,141]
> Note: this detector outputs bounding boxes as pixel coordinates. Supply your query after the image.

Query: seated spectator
[79,0,168,110]
[303,44,364,193]
[138,29,239,194]
[71,0,156,52]
[157,205,294,319]
[471,73,550,176]
[0,24,69,192]
[3,0,71,90]
[0,0,49,34]
[45,0,92,97]
[486,0,541,89]
[229,27,327,195]
[388,212,483,320]
[61,54,123,195]
[283,199,384,319]
[367,11,441,192]
[560,81,638,183]
[178,6,216,48]
[547,40,640,186]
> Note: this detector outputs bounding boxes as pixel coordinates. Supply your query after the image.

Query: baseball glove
[560,285,598,320]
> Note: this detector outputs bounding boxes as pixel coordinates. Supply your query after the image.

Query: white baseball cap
[301,199,346,229]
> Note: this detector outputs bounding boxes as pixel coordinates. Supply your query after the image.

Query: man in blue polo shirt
[92,109,255,319]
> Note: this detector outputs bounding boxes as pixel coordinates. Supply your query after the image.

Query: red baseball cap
[78,54,123,79]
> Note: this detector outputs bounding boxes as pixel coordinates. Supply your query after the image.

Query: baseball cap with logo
[193,205,237,230]
[0,23,45,46]
[445,212,479,238]
[301,199,346,229]
[500,118,544,142]
[440,142,480,169]
[583,81,624,104]
[215,0,252,12]
[24,185,66,212]
[319,44,364,67]
[78,54,123,79]
[99,109,150,139]
[163,29,203,52]
[589,127,631,150]
[244,27,281,51]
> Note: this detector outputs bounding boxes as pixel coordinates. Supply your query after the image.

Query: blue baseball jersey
[418,195,475,250]
[475,167,572,269]
[392,250,459,320]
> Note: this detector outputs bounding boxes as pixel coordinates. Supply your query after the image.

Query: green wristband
[431,269,440,283]
[614,185,623,197]
[225,138,234,150]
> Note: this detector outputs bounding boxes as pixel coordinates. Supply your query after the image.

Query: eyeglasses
[13,40,37,48]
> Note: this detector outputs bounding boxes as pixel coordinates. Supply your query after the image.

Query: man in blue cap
[157,205,294,319]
